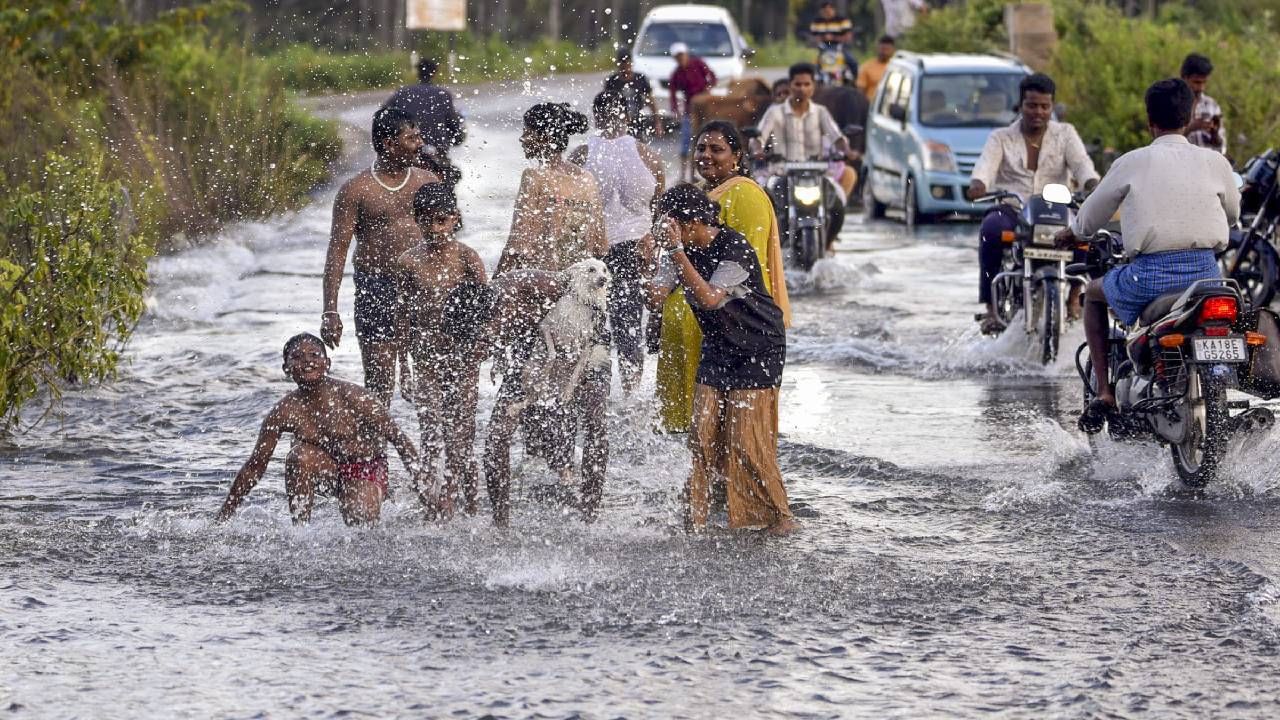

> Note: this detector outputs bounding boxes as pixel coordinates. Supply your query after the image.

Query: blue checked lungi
[1102,249,1221,326]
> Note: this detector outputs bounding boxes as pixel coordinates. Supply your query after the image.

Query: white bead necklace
[370,162,411,192]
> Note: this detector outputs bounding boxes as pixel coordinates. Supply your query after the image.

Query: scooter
[1071,230,1275,487]
[975,183,1086,364]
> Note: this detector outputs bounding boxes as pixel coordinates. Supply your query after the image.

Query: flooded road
[4,74,1280,718]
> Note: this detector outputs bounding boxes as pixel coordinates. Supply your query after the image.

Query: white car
[631,4,753,114]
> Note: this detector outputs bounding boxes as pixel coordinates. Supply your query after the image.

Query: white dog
[508,258,612,416]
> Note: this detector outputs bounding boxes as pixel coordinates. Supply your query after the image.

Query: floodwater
[5,75,1280,719]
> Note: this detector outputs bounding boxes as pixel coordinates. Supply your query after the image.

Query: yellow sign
[406,0,466,31]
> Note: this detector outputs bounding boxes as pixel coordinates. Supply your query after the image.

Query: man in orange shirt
[856,35,896,102]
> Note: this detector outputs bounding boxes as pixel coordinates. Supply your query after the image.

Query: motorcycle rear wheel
[1222,238,1278,310]
[1170,366,1230,487]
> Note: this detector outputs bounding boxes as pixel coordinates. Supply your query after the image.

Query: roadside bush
[0,155,149,430]
[0,1,342,428]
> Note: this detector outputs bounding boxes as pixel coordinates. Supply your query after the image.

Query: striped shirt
[1187,92,1227,155]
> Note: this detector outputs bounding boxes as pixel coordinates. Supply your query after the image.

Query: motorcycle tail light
[1199,296,1238,323]
[1204,326,1229,337]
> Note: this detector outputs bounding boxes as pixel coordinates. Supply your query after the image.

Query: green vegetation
[0,1,341,429]
[902,0,1280,163]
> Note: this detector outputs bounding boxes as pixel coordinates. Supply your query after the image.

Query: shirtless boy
[440,272,610,527]
[395,183,487,518]
[215,333,430,525]
[321,106,441,405]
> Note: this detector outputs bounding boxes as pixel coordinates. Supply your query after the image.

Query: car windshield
[636,22,735,58]
[918,73,1025,128]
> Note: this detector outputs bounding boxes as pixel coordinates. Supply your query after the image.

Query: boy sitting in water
[215,333,430,525]
[395,183,488,518]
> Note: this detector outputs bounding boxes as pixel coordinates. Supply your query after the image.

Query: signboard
[406,0,466,31]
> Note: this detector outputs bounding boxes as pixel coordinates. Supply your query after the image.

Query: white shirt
[970,119,1099,200]
[582,134,656,246]
[758,100,843,162]
[1072,134,1240,258]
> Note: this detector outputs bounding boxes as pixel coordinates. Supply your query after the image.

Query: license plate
[1192,337,1247,362]
[1023,246,1074,262]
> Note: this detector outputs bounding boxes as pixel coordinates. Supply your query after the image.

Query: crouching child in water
[215,333,430,525]
[395,183,488,518]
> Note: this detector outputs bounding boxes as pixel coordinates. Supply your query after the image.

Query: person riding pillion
[1055,78,1240,433]
[967,73,1100,335]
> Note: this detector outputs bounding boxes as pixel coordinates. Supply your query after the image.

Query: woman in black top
[648,184,794,534]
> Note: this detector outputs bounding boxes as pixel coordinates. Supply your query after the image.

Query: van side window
[878,71,902,116]
[897,74,914,115]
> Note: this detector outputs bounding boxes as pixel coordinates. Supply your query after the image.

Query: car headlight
[923,140,957,173]
[793,182,822,206]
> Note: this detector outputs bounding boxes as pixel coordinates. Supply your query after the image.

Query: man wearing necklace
[966,73,1100,335]
[322,107,441,405]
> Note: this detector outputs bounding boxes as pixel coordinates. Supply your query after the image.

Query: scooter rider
[1055,78,1240,432]
[757,62,859,201]
[967,73,1099,335]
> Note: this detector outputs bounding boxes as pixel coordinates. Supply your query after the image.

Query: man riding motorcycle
[381,57,465,188]
[967,73,1100,335]
[808,1,858,86]
[1054,78,1241,432]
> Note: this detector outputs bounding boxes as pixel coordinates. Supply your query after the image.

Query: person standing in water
[647,185,794,535]
[570,91,665,393]
[215,333,430,526]
[395,184,487,519]
[496,103,607,275]
[321,107,440,405]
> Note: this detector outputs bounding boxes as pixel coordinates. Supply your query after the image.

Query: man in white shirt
[1055,78,1240,431]
[758,62,859,195]
[967,73,1100,334]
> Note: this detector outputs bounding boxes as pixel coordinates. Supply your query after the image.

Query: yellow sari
[656,176,791,432]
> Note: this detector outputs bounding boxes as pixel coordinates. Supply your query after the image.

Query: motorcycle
[816,41,857,86]
[1070,230,1275,487]
[975,183,1085,364]
[1222,148,1280,309]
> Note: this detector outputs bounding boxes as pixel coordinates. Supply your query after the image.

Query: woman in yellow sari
[656,120,791,432]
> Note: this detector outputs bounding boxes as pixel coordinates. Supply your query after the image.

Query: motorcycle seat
[1138,292,1184,326]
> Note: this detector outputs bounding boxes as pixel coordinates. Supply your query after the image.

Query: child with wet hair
[394,183,488,518]
[496,102,607,274]
[215,333,430,525]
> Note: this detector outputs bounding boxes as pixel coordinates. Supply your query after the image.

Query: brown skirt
[687,384,792,529]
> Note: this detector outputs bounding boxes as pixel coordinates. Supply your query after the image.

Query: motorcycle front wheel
[793,226,821,272]
[1039,281,1061,364]
[1170,365,1231,487]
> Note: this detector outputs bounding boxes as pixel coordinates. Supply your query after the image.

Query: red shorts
[336,456,389,498]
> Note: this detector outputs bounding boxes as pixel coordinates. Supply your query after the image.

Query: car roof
[642,4,734,23]
[892,52,1029,74]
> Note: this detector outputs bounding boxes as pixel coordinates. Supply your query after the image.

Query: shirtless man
[440,272,610,527]
[215,333,429,525]
[321,106,441,405]
[395,183,487,518]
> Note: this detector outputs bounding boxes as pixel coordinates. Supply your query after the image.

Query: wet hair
[1146,78,1194,131]
[1019,73,1056,104]
[283,332,326,361]
[694,120,750,177]
[656,183,722,227]
[440,282,497,341]
[879,35,896,45]
[789,62,817,81]
[413,182,462,231]
[372,106,416,155]
[417,57,439,83]
[593,90,628,128]
[523,103,589,156]
[1181,53,1213,78]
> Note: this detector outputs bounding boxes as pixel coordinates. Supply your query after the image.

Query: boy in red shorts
[215,333,430,525]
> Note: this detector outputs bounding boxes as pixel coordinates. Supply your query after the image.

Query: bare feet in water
[766,518,799,536]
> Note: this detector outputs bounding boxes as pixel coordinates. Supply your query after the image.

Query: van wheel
[863,175,886,220]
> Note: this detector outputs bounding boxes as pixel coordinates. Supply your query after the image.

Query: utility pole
[548,0,561,41]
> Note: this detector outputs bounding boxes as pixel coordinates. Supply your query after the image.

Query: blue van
[864,52,1031,227]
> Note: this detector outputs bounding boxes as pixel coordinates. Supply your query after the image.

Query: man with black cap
[603,49,665,139]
